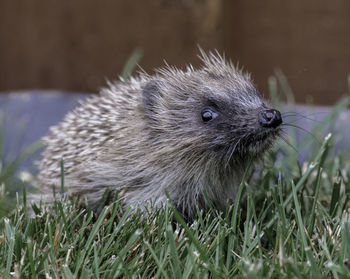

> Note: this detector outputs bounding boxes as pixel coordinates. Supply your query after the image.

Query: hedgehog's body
[35,51,282,217]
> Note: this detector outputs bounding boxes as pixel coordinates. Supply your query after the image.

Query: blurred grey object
[0,91,89,171]
[0,91,349,173]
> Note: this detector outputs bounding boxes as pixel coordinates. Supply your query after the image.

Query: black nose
[258,109,282,128]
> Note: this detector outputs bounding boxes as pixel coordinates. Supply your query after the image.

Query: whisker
[225,146,235,169]
[279,134,299,154]
[223,146,231,169]
[283,115,322,124]
[225,138,242,168]
[282,123,321,144]
[282,110,328,116]
[282,111,327,123]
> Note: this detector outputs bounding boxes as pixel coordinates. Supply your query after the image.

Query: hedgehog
[33,50,282,217]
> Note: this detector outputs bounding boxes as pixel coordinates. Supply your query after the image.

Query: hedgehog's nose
[258,109,282,128]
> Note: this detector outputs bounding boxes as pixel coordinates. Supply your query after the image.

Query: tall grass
[0,112,41,216]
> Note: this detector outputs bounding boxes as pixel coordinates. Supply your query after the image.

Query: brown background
[1,0,350,105]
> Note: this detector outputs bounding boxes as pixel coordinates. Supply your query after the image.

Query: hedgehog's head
[141,51,282,164]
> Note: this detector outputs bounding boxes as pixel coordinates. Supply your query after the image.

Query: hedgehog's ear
[142,80,162,115]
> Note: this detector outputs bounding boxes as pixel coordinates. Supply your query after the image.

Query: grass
[0,111,42,217]
[1,70,350,277]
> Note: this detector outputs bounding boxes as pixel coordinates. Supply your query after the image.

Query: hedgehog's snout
[258,109,282,128]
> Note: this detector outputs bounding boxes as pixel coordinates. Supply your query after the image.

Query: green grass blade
[121,48,143,79]
[329,172,341,217]
[0,140,42,183]
[166,224,182,278]
[73,206,109,276]
[4,218,15,274]
[291,180,320,277]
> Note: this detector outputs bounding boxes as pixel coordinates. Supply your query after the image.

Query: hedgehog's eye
[201,108,218,123]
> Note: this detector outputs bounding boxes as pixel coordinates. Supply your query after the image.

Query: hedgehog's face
[195,79,282,159]
[142,75,282,161]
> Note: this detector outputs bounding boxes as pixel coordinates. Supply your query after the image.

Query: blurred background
[1,0,350,105]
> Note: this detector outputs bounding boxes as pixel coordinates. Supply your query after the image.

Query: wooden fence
[1,0,350,105]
